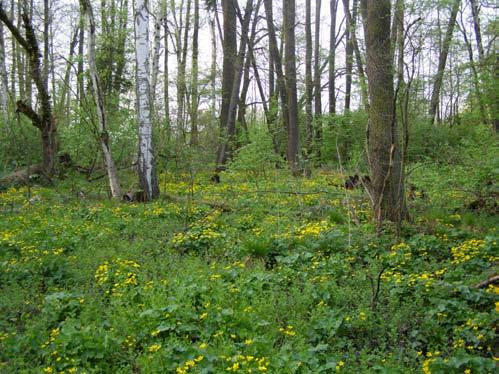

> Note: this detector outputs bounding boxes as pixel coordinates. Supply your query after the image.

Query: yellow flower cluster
[171,224,222,247]
[176,355,204,373]
[94,259,141,296]
[148,343,162,353]
[296,221,331,239]
[279,325,296,336]
[223,355,269,372]
[450,239,485,264]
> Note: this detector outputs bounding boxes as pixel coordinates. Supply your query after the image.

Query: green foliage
[229,126,283,182]
[0,156,497,373]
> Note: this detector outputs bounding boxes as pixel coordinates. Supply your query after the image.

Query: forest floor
[0,166,497,373]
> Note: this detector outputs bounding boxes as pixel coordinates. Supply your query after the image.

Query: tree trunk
[344,0,369,111]
[151,5,162,122]
[216,0,254,168]
[305,0,313,156]
[264,0,289,135]
[344,0,352,112]
[361,0,407,226]
[328,0,337,114]
[313,0,322,153]
[219,0,237,155]
[163,0,170,140]
[177,0,191,141]
[81,0,122,199]
[77,7,85,107]
[190,0,199,145]
[0,1,8,123]
[429,0,460,124]
[210,15,217,129]
[457,19,488,127]
[284,0,300,172]
[135,0,159,200]
[469,0,484,62]
[0,5,58,175]
[57,28,78,118]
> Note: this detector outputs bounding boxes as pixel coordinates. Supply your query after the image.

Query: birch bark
[135,0,159,200]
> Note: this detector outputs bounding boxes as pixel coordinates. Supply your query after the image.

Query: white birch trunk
[135,0,159,200]
[150,5,162,117]
[81,0,121,199]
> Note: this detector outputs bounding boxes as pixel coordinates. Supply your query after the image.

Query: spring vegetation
[0,0,498,373]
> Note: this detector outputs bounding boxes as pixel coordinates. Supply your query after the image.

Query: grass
[0,166,497,373]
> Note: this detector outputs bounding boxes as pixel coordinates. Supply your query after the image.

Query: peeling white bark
[135,0,158,200]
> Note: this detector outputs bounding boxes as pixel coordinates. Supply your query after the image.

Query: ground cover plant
[0,158,497,373]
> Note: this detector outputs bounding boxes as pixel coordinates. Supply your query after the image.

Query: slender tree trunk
[429,0,460,124]
[111,0,128,105]
[216,0,254,168]
[361,0,407,225]
[328,0,337,114]
[77,8,85,106]
[264,0,289,138]
[344,0,369,111]
[135,0,159,200]
[81,0,121,199]
[163,0,170,140]
[305,0,313,156]
[313,0,322,153]
[210,15,217,129]
[190,0,199,145]
[57,28,78,117]
[457,19,488,126]
[0,1,8,123]
[284,0,300,172]
[469,0,484,61]
[177,0,191,141]
[343,0,352,112]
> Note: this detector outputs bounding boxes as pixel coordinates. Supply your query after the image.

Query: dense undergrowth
[0,160,497,373]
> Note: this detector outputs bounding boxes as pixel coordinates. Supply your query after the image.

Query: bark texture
[135,0,159,200]
[361,0,407,225]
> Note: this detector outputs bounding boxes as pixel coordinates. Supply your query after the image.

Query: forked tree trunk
[361,0,407,226]
[0,5,58,175]
[81,0,121,199]
[216,0,254,167]
[135,0,159,200]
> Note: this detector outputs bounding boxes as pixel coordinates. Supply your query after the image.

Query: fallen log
[0,164,45,187]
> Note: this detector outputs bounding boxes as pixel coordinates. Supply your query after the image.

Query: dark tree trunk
[0,5,58,176]
[264,0,289,135]
[216,0,255,168]
[284,0,300,172]
[328,0,337,114]
[343,0,353,112]
[360,0,407,226]
[313,0,322,156]
[305,0,313,156]
[217,0,237,168]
